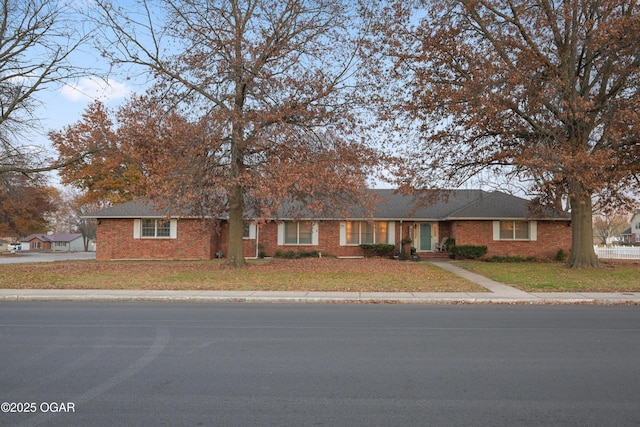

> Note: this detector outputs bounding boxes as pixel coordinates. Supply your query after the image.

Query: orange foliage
[50,101,146,207]
[87,0,388,266]
[0,173,58,237]
[364,0,640,267]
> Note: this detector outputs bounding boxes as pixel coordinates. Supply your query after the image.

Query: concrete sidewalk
[1,260,638,305]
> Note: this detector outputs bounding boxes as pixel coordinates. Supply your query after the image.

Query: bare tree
[593,211,630,245]
[91,0,382,267]
[0,0,90,175]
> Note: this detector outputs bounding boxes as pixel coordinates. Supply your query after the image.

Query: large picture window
[285,221,312,244]
[344,221,388,245]
[499,221,530,240]
[278,221,318,245]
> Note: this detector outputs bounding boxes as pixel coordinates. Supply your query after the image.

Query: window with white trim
[343,221,390,245]
[142,219,171,237]
[286,221,312,244]
[134,219,177,239]
[278,221,318,245]
[243,222,257,239]
[494,220,536,241]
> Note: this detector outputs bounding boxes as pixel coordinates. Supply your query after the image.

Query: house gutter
[255,224,260,259]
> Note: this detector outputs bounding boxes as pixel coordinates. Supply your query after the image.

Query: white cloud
[60,77,132,103]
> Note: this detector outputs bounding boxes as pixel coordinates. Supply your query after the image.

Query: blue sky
[31,43,138,186]
[35,77,133,187]
[39,76,132,133]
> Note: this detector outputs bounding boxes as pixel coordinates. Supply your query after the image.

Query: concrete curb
[0,289,638,305]
[1,260,638,305]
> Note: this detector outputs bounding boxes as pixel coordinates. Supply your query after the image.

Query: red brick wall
[247,221,447,258]
[26,238,50,251]
[451,220,571,260]
[97,218,571,261]
[252,221,366,258]
[96,218,214,260]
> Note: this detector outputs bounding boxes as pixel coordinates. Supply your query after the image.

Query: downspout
[255,223,260,259]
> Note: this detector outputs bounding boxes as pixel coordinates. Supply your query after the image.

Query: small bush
[449,245,488,260]
[485,255,537,263]
[441,238,455,252]
[554,249,566,262]
[274,250,320,259]
[360,243,396,257]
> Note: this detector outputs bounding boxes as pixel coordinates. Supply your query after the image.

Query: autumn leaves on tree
[363,0,640,268]
[50,0,640,268]
[57,0,382,267]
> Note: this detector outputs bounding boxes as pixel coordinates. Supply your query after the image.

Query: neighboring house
[620,209,640,244]
[85,189,571,261]
[20,233,87,252]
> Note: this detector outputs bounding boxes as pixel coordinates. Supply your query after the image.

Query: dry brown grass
[0,258,484,292]
[455,260,640,292]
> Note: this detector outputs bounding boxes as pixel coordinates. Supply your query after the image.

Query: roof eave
[445,216,570,221]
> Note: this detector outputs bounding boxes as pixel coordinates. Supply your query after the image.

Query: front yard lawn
[0,258,483,293]
[455,260,640,292]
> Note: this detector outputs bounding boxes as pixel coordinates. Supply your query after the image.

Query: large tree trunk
[226,182,246,268]
[567,182,599,268]
[226,109,246,268]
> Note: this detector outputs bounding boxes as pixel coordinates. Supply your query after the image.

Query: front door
[419,223,432,251]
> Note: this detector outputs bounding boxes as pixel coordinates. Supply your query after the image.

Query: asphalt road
[1,303,639,426]
[0,252,95,264]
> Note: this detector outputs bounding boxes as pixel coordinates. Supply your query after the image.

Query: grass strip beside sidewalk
[455,260,640,292]
[1,258,484,293]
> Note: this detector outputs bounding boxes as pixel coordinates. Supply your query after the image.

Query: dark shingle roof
[85,200,173,218]
[84,189,569,221]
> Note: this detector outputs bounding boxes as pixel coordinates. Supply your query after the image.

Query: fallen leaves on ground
[0,257,483,292]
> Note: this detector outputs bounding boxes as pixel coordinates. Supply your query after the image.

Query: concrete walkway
[0,260,638,304]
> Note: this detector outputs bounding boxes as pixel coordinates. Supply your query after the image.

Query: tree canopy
[50,101,146,206]
[0,172,58,237]
[364,0,640,267]
[87,0,384,267]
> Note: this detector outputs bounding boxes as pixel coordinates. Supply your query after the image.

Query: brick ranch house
[20,233,88,252]
[85,189,571,261]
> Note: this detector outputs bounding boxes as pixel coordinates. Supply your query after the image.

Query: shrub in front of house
[554,249,566,262]
[359,243,396,258]
[449,245,488,260]
[274,250,321,259]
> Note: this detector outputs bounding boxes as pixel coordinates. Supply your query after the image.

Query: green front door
[420,223,432,251]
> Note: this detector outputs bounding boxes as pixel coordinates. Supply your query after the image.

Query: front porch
[402,221,452,254]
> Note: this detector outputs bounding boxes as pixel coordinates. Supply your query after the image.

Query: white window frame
[134,219,178,239]
[277,221,319,246]
[493,221,537,241]
[340,221,395,246]
[243,222,257,239]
